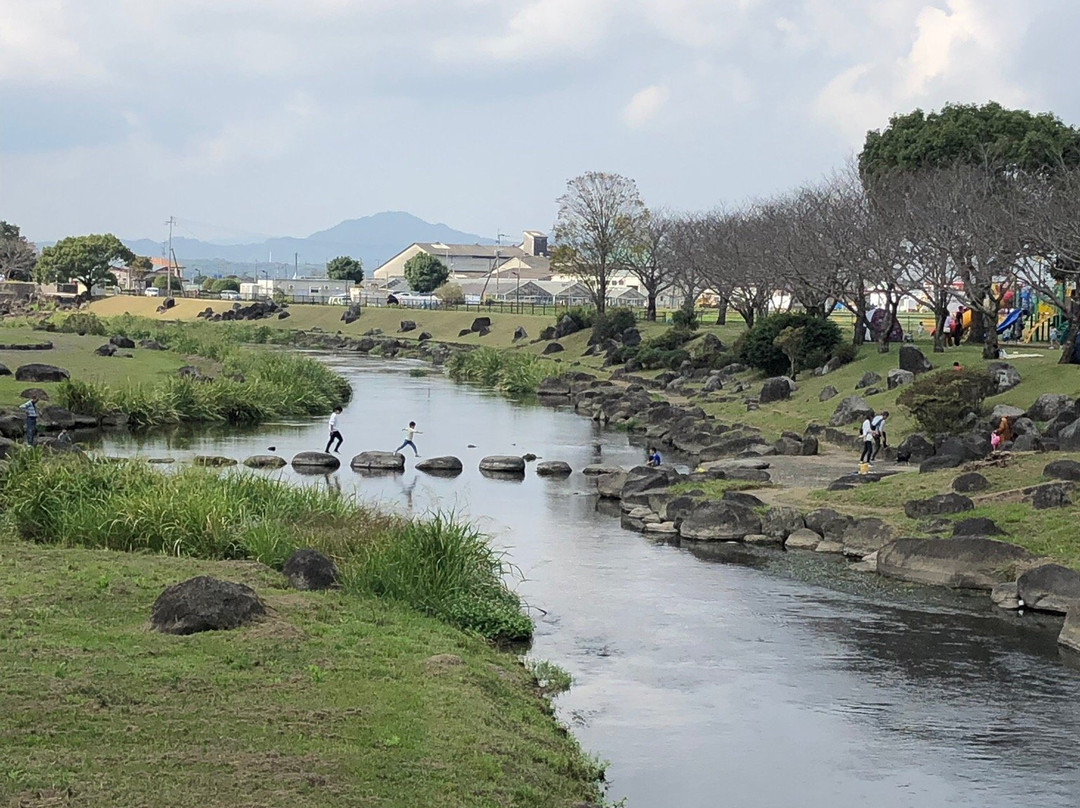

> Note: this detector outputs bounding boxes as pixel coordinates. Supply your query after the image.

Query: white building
[374,230,550,281]
[241,277,355,303]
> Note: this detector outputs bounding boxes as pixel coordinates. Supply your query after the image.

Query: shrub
[670,306,700,331]
[433,282,465,305]
[646,327,695,351]
[830,342,860,366]
[210,277,241,293]
[57,311,106,336]
[560,306,595,331]
[896,368,994,434]
[739,313,842,376]
[590,307,637,342]
[446,348,559,396]
[153,274,183,291]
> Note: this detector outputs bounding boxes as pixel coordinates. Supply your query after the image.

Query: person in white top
[20,394,39,446]
[870,411,889,461]
[395,421,421,457]
[325,406,343,453]
[860,417,875,464]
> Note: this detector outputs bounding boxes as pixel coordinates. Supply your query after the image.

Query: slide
[996,309,1023,335]
[1024,313,1056,343]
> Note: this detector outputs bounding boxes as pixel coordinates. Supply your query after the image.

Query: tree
[553,172,645,314]
[432,282,465,305]
[773,325,805,380]
[0,221,37,281]
[859,102,1080,184]
[153,273,183,291]
[403,252,449,293]
[127,255,154,290]
[623,209,674,322]
[326,255,364,283]
[35,233,134,294]
[210,277,241,293]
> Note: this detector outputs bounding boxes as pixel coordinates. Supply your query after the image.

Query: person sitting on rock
[646,447,662,467]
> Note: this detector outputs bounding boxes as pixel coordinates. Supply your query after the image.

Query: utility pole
[165,216,176,300]
[294,252,298,279]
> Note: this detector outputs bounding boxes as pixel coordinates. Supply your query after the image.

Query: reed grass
[0,452,531,641]
[447,347,560,395]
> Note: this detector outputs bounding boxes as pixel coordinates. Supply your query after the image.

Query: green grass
[0,452,530,642]
[447,347,562,396]
[669,479,772,497]
[806,451,1080,568]
[0,539,604,807]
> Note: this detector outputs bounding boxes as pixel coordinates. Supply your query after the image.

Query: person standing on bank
[325,406,343,453]
[860,416,875,465]
[953,306,965,346]
[20,394,39,446]
[395,421,421,457]
[870,411,889,461]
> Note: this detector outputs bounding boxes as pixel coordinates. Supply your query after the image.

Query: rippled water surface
[97,356,1080,807]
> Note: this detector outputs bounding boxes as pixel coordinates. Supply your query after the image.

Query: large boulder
[986,362,1021,394]
[470,316,492,333]
[918,454,965,473]
[903,493,973,519]
[952,472,989,493]
[542,342,565,355]
[109,335,136,349]
[1056,418,1080,451]
[292,451,341,472]
[415,456,463,475]
[1044,459,1080,482]
[877,537,1035,589]
[479,455,526,474]
[350,451,405,471]
[1027,394,1075,423]
[1060,608,1080,654]
[536,460,572,476]
[854,371,881,390]
[819,385,838,402]
[828,396,873,427]
[283,549,339,591]
[804,508,853,541]
[886,369,915,390]
[759,377,792,404]
[952,516,1004,536]
[193,455,237,467]
[1028,481,1072,510]
[14,363,70,383]
[896,433,935,462]
[243,454,287,469]
[620,465,678,504]
[678,501,761,542]
[899,346,933,374]
[1017,564,1080,614]
[761,506,804,540]
[990,404,1025,422]
[150,576,265,635]
[785,528,823,550]
[512,326,528,341]
[595,471,629,499]
[841,517,895,558]
[398,320,417,333]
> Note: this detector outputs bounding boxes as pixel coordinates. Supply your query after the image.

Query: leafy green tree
[210,277,241,293]
[127,255,154,289]
[0,221,37,281]
[772,326,805,380]
[739,312,842,376]
[859,102,1080,184]
[433,281,464,305]
[153,274,183,291]
[326,255,363,283]
[403,252,449,294]
[35,233,134,294]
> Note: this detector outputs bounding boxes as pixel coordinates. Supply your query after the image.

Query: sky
[2,0,1079,247]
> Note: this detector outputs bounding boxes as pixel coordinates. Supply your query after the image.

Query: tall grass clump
[447,348,560,396]
[0,452,531,642]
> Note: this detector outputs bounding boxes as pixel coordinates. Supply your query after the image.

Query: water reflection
[93,355,1080,808]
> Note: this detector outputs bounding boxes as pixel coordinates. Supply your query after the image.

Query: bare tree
[702,208,773,329]
[553,172,645,314]
[0,221,37,281]
[666,213,712,315]
[623,208,674,321]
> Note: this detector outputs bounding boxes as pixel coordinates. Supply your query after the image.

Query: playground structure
[918,284,1066,344]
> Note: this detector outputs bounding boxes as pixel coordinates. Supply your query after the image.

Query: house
[246,277,355,303]
[374,230,549,281]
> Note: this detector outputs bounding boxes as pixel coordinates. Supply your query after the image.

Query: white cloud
[622,84,670,128]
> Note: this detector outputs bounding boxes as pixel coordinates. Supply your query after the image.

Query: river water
[95,355,1080,807]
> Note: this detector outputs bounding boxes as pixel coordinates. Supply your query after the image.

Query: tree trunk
[596,274,607,314]
[968,308,986,344]
[646,291,657,322]
[717,299,728,325]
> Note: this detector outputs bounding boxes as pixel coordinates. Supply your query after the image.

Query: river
[94,355,1080,807]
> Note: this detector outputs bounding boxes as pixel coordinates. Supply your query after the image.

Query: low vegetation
[0,452,531,643]
[447,347,560,396]
[896,367,994,434]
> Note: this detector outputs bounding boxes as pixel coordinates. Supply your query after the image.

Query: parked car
[219,290,241,301]
[144,287,161,297]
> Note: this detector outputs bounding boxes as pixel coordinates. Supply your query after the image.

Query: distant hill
[122,212,494,274]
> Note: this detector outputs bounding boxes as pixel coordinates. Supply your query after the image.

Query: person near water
[395,421,421,457]
[20,394,39,446]
[646,447,662,467]
[859,416,875,465]
[325,406,343,453]
[870,410,889,461]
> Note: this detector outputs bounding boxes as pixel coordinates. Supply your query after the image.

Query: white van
[144,287,161,297]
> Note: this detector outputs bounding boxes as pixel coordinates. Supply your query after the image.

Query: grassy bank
[0,539,603,807]
[779,451,1080,568]
[0,451,531,643]
[446,347,561,395]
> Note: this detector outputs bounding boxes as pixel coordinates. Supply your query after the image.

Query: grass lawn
[0,326,194,409]
[0,539,602,808]
[798,451,1080,568]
